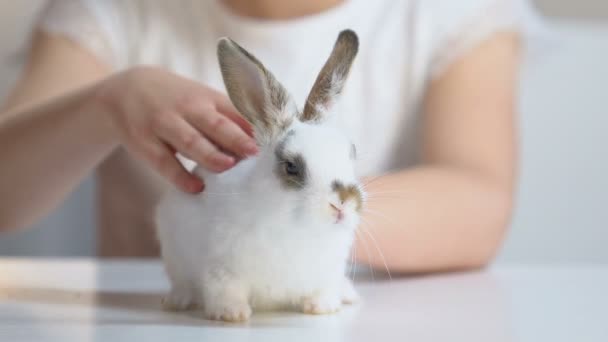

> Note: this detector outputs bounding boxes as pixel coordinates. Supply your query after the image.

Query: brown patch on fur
[332,180,363,212]
[301,30,359,123]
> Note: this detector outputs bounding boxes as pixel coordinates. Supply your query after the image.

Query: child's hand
[95,66,258,193]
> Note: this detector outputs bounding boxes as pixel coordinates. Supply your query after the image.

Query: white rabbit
[156,30,363,322]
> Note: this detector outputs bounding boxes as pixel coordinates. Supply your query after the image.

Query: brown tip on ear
[337,29,359,53]
[301,29,359,123]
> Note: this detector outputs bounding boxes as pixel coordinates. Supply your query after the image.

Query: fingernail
[215,155,235,168]
[243,141,259,155]
[189,179,205,193]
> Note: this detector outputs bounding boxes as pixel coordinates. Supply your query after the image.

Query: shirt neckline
[208,0,357,39]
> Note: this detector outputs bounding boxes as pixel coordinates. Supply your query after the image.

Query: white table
[0,259,606,342]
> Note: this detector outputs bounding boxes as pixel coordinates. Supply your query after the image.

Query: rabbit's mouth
[328,201,360,226]
[330,203,345,224]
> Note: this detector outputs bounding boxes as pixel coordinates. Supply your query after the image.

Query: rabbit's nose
[331,181,363,212]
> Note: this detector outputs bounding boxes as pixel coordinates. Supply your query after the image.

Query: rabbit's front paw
[301,294,341,315]
[202,277,251,322]
[162,288,197,311]
[204,301,252,322]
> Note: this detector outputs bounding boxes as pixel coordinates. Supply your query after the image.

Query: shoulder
[414,0,525,39]
[413,0,536,78]
[38,0,208,69]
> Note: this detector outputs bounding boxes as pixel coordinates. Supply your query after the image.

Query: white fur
[156,120,362,321]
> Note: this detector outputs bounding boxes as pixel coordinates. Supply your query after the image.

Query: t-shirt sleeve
[420,0,546,79]
[37,0,134,70]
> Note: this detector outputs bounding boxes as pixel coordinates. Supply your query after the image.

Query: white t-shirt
[39,0,541,176]
[36,0,541,255]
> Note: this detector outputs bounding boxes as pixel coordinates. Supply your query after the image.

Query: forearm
[0,84,117,230]
[356,165,513,274]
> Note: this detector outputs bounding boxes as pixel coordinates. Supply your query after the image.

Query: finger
[140,140,204,193]
[153,115,236,172]
[180,88,255,138]
[213,94,255,138]
[187,109,258,158]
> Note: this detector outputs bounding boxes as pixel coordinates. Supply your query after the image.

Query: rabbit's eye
[285,161,300,176]
[276,155,307,189]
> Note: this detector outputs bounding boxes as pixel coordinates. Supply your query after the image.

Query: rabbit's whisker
[355,228,375,282]
[350,240,357,282]
[290,179,306,188]
[361,174,387,188]
[363,208,400,227]
[358,221,392,281]
[348,241,356,280]
[364,195,410,201]
[367,190,409,196]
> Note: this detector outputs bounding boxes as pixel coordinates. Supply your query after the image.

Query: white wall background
[497,23,608,264]
[0,1,607,263]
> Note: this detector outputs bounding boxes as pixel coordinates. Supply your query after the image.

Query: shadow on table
[0,287,187,323]
[0,267,517,341]
[0,286,360,328]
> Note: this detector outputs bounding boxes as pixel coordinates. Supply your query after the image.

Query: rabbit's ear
[218,38,296,144]
[301,30,359,123]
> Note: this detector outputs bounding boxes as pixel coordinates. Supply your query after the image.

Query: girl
[0,0,539,272]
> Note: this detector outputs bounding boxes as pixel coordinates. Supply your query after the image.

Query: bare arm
[0,32,257,231]
[0,32,113,229]
[355,33,520,273]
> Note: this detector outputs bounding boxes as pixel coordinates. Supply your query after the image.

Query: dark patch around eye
[350,143,357,160]
[274,130,307,190]
[276,154,307,190]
